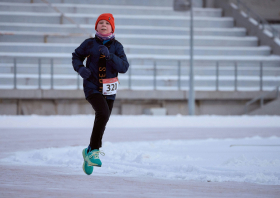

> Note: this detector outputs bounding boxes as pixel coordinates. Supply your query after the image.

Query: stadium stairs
[0,0,279,115]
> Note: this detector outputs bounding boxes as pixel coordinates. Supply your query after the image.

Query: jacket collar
[95,36,115,46]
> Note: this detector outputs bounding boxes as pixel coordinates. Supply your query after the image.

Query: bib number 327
[102,77,119,95]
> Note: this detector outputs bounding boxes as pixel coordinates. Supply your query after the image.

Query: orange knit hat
[95,13,115,33]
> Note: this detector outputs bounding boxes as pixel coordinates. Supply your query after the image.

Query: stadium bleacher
[0,0,279,115]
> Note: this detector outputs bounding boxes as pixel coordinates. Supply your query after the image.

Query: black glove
[99,45,110,59]
[78,66,91,79]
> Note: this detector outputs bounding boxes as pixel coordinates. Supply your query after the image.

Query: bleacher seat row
[0,0,280,91]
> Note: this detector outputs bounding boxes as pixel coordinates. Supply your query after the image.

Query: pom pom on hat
[95,13,115,33]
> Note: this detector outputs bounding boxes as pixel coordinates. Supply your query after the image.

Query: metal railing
[244,85,280,114]
[8,57,278,91]
[230,0,280,40]
[125,59,270,91]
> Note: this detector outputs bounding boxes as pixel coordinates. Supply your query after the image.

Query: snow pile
[2,136,280,185]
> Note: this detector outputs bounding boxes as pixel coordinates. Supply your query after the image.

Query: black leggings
[86,93,114,149]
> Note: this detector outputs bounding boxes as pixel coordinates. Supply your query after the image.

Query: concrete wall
[1,89,275,115]
[249,98,280,115]
[1,98,258,116]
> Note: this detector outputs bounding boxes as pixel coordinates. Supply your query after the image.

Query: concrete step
[0,23,85,34]
[60,35,258,46]
[0,31,87,43]
[0,0,204,7]
[0,32,258,46]
[55,4,221,17]
[0,23,247,36]
[1,85,276,91]
[124,46,270,56]
[1,52,280,66]
[0,2,55,12]
[1,62,280,76]
[0,2,222,17]
[1,75,279,90]
[127,66,280,76]
[0,23,89,34]
[0,12,234,27]
[0,75,80,87]
[0,43,271,56]
[115,27,246,37]
[67,14,234,27]
[0,12,61,24]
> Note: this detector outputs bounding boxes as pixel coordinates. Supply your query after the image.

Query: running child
[72,13,129,175]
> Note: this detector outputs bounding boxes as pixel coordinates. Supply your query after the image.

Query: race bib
[102,77,119,95]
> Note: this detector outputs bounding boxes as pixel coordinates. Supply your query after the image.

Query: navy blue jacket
[72,37,129,100]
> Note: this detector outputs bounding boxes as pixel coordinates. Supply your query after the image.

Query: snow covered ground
[0,114,280,128]
[0,115,280,197]
[2,136,280,185]
[1,115,280,184]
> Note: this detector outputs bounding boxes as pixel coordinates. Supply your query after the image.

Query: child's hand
[78,67,91,79]
[99,45,110,59]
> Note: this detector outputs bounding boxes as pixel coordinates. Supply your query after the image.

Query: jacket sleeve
[72,39,91,72]
[107,42,129,73]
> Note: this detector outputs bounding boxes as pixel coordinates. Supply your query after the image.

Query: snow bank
[2,136,280,185]
[0,115,280,128]
[1,115,279,185]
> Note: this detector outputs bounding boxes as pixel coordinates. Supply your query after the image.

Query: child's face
[96,20,112,34]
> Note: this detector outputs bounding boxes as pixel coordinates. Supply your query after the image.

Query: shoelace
[88,150,105,159]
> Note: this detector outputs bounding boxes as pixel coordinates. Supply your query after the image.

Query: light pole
[173,0,195,115]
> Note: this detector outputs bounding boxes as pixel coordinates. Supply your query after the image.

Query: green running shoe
[82,148,93,175]
[84,149,104,167]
